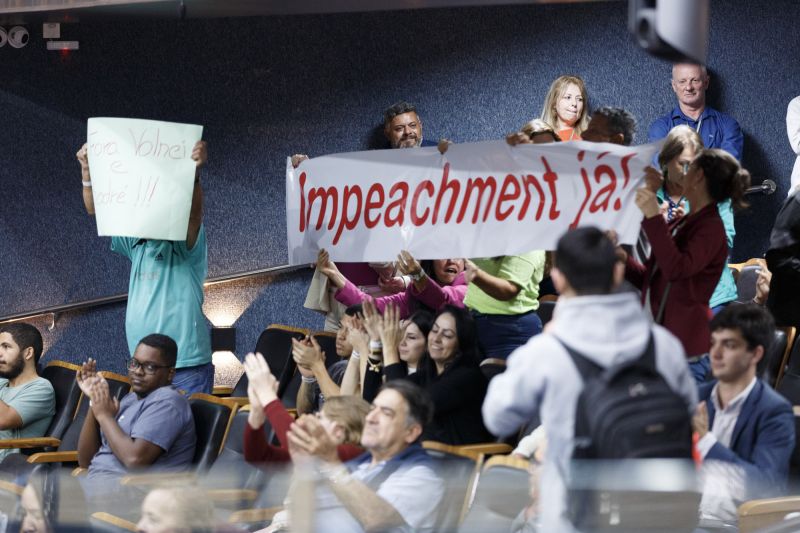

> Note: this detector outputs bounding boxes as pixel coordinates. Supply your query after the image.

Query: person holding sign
[623,149,751,383]
[76,139,214,395]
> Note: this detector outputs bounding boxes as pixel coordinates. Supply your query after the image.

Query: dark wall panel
[1,0,798,367]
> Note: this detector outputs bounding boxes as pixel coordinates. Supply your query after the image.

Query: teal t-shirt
[655,190,738,307]
[112,225,211,368]
[464,252,546,315]
[0,377,55,460]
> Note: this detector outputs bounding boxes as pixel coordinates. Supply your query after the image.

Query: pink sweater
[335,272,467,318]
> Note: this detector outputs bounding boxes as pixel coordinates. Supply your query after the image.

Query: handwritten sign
[286,139,662,264]
[87,117,203,240]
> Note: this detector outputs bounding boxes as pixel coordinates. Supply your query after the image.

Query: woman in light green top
[464,252,546,359]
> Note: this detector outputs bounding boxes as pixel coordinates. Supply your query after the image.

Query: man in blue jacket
[694,303,795,524]
[649,63,743,162]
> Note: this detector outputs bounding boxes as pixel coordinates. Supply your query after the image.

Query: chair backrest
[313,331,340,369]
[40,361,82,440]
[736,265,761,303]
[738,496,800,533]
[759,329,789,387]
[253,325,309,384]
[204,405,268,492]
[537,300,557,327]
[58,371,131,452]
[421,442,480,531]
[459,455,531,532]
[188,393,236,472]
[479,358,506,381]
[776,334,800,404]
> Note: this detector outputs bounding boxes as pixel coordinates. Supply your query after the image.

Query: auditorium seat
[738,496,800,533]
[421,441,483,531]
[776,336,800,405]
[459,454,531,532]
[479,358,506,381]
[758,327,795,388]
[254,324,309,384]
[537,300,557,327]
[38,361,83,443]
[15,370,130,466]
[735,264,761,303]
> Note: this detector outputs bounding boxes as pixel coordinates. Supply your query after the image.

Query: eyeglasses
[128,358,171,374]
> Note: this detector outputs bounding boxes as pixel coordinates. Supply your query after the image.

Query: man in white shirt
[694,303,795,525]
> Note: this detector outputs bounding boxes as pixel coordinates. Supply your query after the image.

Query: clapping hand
[191,141,208,168]
[89,377,119,421]
[77,358,100,401]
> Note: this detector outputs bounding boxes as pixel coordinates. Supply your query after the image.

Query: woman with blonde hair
[540,75,590,141]
[136,486,217,533]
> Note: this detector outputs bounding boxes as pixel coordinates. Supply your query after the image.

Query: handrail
[0,263,309,324]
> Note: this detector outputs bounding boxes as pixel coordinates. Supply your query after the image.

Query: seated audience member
[243,352,368,464]
[0,323,55,462]
[77,334,196,503]
[694,304,795,525]
[361,304,433,403]
[136,486,217,533]
[623,149,751,383]
[540,75,590,141]
[766,186,800,328]
[656,126,739,315]
[279,380,443,533]
[464,252,546,359]
[378,306,491,445]
[581,105,636,146]
[16,464,88,533]
[482,227,696,532]
[293,310,361,414]
[649,63,743,162]
[316,249,467,319]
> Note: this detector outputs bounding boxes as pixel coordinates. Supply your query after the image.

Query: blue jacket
[649,105,744,162]
[699,379,795,496]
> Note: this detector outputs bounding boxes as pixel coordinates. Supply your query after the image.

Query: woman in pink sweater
[316,249,466,318]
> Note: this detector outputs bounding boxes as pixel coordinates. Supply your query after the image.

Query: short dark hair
[554,227,617,295]
[0,322,43,365]
[138,334,178,367]
[383,101,419,127]
[380,380,433,432]
[593,106,637,146]
[710,303,775,352]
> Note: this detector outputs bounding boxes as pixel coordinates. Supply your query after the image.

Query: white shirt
[787,96,800,195]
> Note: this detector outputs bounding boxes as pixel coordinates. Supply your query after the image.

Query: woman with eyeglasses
[623,148,751,383]
[656,126,739,315]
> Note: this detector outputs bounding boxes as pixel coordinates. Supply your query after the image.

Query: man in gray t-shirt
[0,323,55,462]
[77,333,196,503]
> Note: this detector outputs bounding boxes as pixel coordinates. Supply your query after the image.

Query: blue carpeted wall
[0,0,797,372]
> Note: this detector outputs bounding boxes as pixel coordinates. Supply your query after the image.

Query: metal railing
[0,263,309,324]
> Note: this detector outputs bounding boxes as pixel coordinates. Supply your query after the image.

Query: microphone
[745,179,776,196]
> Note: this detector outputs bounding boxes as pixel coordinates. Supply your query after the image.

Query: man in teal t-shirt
[0,323,55,462]
[77,141,213,395]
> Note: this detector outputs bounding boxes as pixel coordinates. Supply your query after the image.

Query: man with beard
[0,323,55,461]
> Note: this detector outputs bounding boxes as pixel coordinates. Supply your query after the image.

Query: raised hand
[287,415,339,463]
[191,140,208,168]
[396,250,423,277]
[292,337,324,371]
[243,352,279,407]
[316,249,345,289]
[76,143,90,170]
[89,377,118,421]
[362,300,383,342]
[77,358,100,400]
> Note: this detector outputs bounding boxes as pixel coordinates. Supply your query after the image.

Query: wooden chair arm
[455,443,513,460]
[227,396,250,407]
[206,488,259,502]
[71,467,88,477]
[212,386,233,397]
[228,507,282,524]
[26,450,79,464]
[0,479,23,496]
[91,512,137,532]
[0,437,61,449]
[120,472,198,486]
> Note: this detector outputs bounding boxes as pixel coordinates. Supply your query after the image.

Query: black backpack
[564,333,693,460]
[562,334,697,531]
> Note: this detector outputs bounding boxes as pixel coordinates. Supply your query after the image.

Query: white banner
[286,139,662,264]
[87,117,203,241]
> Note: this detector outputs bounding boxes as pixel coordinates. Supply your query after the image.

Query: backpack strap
[560,333,657,381]
[559,340,603,383]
